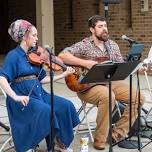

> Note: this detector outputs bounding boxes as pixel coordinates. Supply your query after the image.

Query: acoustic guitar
[64,55,110,92]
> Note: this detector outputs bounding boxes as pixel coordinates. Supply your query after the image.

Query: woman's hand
[139,65,148,72]
[62,67,75,77]
[14,95,29,106]
[0,76,29,107]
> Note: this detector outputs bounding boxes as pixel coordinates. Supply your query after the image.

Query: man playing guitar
[58,15,145,150]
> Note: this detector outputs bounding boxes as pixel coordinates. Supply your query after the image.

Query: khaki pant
[77,81,145,143]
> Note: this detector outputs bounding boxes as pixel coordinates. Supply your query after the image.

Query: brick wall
[54,0,152,74]
[54,0,152,54]
[54,0,99,53]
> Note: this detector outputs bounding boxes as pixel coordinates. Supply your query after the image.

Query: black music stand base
[118,139,142,149]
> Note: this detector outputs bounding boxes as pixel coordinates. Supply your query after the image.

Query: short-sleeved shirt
[62,36,124,63]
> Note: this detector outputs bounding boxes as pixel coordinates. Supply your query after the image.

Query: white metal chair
[140,46,152,116]
[0,86,14,152]
[75,101,95,142]
[144,71,152,122]
[75,99,123,143]
[143,46,152,100]
[140,46,152,125]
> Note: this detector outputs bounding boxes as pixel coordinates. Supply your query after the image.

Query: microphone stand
[117,43,142,150]
[49,52,55,152]
[104,2,109,23]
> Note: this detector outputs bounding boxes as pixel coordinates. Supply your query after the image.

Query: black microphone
[44,45,53,55]
[121,35,138,44]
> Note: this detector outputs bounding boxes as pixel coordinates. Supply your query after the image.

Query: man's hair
[88,15,106,28]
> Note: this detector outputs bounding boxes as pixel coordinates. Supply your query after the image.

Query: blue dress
[0,46,80,152]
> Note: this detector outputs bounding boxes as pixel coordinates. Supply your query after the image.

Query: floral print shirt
[62,36,124,63]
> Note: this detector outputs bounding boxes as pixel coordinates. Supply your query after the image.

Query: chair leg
[0,136,14,152]
[75,101,95,142]
[144,71,152,99]
[143,71,152,120]
[82,102,94,142]
[76,100,124,143]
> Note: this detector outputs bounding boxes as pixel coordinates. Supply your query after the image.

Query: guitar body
[64,55,110,92]
[65,66,90,92]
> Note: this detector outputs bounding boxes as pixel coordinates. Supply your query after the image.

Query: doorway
[0,0,9,54]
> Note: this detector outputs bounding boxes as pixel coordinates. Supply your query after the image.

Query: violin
[27,46,67,71]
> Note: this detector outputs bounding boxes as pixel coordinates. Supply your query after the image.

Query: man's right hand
[84,60,98,69]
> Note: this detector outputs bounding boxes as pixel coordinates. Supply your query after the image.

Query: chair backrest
[0,85,14,151]
[0,86,7,108]
[0,85,9,130]
[0,86,7,98]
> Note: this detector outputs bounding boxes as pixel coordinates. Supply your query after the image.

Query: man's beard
[96,33,109,42]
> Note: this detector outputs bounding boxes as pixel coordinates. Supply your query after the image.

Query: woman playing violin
[0,19,80,152]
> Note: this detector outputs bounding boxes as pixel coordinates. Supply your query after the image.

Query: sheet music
[101,60,113,64]
[130,62,143,75]
[143,46,152,64]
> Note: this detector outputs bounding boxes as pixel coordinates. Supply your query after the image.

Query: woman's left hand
[139,65,148,72]
[49,66,76,82]
[62,67,75,77]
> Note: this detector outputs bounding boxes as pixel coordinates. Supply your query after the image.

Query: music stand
[80,61,140,152]
[120,43,144,150]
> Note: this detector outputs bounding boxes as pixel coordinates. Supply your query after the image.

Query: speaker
[102,0,120,4]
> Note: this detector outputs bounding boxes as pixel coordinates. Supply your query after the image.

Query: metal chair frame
[0,86,14,152]
[75,100,122,143]
[143,70,152,120]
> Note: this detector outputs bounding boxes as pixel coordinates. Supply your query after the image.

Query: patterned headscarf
[8,19,32,43]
